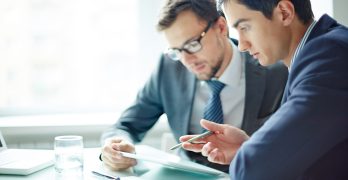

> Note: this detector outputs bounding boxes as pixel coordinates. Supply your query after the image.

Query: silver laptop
[0,130,54,175]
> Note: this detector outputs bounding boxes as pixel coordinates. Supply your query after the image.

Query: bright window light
[0,0,165,116]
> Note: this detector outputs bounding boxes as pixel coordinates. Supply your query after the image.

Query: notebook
[0,130,54,175]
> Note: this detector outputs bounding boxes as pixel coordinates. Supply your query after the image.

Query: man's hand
[180,119,249,165]
[101,137,137,171]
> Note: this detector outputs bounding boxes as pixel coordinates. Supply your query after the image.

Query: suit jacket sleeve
[230,34,348,179]
[101,55,166,143]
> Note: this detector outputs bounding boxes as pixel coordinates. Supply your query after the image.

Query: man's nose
[180,51,196,63]
[238,35,250,52]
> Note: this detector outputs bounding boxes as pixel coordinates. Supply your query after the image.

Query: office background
[0,0,347,151]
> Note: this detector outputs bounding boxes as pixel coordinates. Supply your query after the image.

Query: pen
[91,170,120,180]
[170,131,213,150]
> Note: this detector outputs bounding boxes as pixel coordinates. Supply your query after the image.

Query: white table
[0,145,230,180]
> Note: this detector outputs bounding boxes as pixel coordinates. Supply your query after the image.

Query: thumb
[200,119,225,133]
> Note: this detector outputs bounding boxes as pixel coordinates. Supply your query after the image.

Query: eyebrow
[181,36,199,47]
[169,36,197,50]
[233,18,250,28]
[170,32,201,50]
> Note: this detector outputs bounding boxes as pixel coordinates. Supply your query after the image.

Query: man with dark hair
[100,0,287,172]
[181,0,348,179]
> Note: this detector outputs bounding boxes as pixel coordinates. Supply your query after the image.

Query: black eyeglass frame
[165,21,214,61]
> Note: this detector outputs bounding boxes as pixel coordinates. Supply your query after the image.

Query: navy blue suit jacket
[230,15,348,180]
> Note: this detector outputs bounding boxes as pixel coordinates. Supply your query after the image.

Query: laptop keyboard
[0,150,24,166]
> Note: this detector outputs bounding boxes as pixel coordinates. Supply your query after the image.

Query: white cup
[54,135,84,179]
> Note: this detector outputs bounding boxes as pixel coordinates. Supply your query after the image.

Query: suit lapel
[242,55,266,135]
[181,73,197,136]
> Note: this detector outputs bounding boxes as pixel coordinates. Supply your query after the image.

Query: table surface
[0,145,230,180]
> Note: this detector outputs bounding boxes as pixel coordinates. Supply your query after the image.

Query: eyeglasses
[165,21,213,61]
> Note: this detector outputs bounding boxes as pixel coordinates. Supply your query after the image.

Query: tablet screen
[120,146,224,176]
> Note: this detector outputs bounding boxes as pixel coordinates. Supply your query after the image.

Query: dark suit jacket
[230,15,348,180]
[102,41,288,171]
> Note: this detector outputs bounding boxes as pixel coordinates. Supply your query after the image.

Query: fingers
[201,142,214,157]
[179,135,195,142]
[182,141,205,153]
[101,137,137,171]
[200,119,224,133]
[102,155,137,171]
[112,141,135,153]
[207,148,226,165]
[201,142,229,165]
[207,148,219,162]
[180,134,208,152]
[179,135,207,143]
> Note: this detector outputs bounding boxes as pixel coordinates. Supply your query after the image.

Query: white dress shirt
[189,42,246,134]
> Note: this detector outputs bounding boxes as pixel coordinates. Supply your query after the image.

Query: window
[312,0,333,19]
[0,0,166,116]
[1,0,335,116]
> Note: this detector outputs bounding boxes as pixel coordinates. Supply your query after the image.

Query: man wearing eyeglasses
[100,0,288,172]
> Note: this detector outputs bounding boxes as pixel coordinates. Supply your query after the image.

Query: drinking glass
[54,135,84,179]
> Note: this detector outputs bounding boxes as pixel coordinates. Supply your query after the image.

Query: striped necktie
[203,80,225,124]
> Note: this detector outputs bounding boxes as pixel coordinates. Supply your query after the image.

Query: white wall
[311,0,348,26]
[333,0,348,26]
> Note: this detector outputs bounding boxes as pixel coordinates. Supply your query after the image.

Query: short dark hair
[157,0,221,31]
[217,0,314,24]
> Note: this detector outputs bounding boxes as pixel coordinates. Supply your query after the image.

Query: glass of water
[54,135,84,179]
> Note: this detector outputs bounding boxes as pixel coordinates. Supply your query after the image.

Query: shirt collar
[289,20,317,71]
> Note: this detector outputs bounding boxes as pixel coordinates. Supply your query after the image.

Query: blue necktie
[203,80,225,124]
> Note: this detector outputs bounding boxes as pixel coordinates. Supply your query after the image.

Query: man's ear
[214,16,229,36]
[274,0,295,26]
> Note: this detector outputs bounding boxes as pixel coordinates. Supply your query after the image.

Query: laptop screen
[0,131,6,149]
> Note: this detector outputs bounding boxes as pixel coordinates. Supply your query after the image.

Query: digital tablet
[119,148,224,176]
